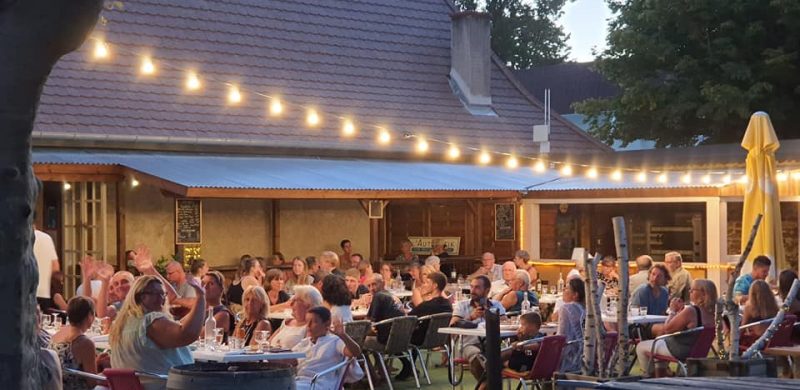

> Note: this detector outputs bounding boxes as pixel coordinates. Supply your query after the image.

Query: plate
[242,349,262,354]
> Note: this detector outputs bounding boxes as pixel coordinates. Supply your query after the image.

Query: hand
[80,256,96,278]
[132,245,154,273]
[669,298,684,314]
[187,275,205,295]
[331,318,345,337]
[470,306,485,321]
[96,262,114,281]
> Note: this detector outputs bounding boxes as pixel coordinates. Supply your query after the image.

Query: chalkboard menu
[175,199,202,244]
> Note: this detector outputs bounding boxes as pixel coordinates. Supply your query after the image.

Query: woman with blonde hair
[286,256,313,291]
[110,275,205,389]
[637,279,717,375]
[233,286,272,347]
[742,280,779,338]
[269,285,323,349]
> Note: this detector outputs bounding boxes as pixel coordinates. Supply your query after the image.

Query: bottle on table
[204,307,216,348]
[521,291,531,314]
[557,272,565,294]
[395,272,403,290]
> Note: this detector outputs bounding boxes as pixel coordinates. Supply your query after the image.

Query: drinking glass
[639,307,648,316]
[629,305,640,317]
[254,330,270,353]
[229,336,243,351]
[214,328,224,348]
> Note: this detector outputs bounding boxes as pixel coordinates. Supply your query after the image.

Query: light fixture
[533,160,546,173]
[635,171,647,183]
[93,40,109,59]
[416,137,429,153]
[131,178,140,188]
[342,119,356,136]
[377,129,391,144]
[63,182,72,191]
[506,156,519,169]
[610,170,622,181]
[777,171,788,182]
[140,56,155,75]
[227,85,242,104]
[269,98,283,116]
[478,151,491,165]
[586,167,598,179]
[681,173,692,184]
[447,145,460,159]
[559,165,573,176]
[701,174,711,184]
[185,71,201,91]
[657,172,668,183]
[306,109,320,126]
[792,171,800,181]
[739,174,748,184]
[722,174,732,185]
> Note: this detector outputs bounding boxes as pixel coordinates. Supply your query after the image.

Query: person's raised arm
[661,298,692,334]
[132,245,180,302]
[147,278,207,349]
[80,256,96,300]
[331,318,361,358]
[94,263,114,318]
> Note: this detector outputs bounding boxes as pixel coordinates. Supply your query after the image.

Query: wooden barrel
[167,362,295,390]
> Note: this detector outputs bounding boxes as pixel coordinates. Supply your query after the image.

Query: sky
[559,0,613,62]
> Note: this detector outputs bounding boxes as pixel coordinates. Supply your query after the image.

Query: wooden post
[612,216,630,376]
[742,279,800,358]
[728,213,763,360]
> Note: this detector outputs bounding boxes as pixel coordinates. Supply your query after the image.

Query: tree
[576,0,800,147]
[0,0,102,387]
[455,0,572,69]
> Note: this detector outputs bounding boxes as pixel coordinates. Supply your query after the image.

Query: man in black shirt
[408,271,452,345]
[363,274,409,380]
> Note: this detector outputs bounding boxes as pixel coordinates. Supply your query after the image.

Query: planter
[685,358,776,378]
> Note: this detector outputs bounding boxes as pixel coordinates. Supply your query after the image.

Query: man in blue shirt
[733,255,771,304]
[630,263,670,316]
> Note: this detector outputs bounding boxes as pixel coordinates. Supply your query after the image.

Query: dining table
[192,348,305,363]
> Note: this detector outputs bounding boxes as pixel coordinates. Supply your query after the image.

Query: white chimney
[450,11,492,110]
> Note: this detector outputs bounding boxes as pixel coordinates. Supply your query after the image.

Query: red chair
[646,326,715,376]
[103,369,144,390]
[739,314,798,354]
[602,332,619,373]
[502,335,566,390]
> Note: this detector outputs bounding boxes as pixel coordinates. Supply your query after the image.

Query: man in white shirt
[468,252,503,282]
[34,227,60,311]
[491,261,517,299]
[629,255,653,295]
[292,306,362,390]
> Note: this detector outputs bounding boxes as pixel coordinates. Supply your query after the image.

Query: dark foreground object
[168,362,295,390]
[686,357,776,377]
[595,376,800,389]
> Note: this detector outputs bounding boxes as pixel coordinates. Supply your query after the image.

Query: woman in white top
[321,274,353,323]
[270,285,323,349]
[110,274,205,389]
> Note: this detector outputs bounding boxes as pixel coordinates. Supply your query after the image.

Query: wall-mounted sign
[175,199,202,245]
[408,236,461,256]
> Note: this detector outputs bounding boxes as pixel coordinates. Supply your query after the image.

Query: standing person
[110,275,204,389]
[630,263,671,316]
[320,251,345,277]
[321,274,353,323]
[629,255,653,295]
[49,296,99,390]
[363,274,409,380]
[512,250,538,287]
[665,251,692,302]
[499,270,539,313]
[233,286,272,347]
[286,256,313,291]
[340,239,354,269]
[269,286,323,349]
[165,261,198,311]
[558,278,586,372]
[395,239,420,264]
[202,271,234,343]
[189,258,208,285]
[227,257,264,310]
[468,252,503,282]
[638,279,717,375]
[733,255,772,304]
[34,226,60,312]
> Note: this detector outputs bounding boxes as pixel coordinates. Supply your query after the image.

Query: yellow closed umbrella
[741,111,785,277]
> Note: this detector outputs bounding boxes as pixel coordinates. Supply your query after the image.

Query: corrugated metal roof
[33,150,559,191]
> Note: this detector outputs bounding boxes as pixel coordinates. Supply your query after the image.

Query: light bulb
[586,167,598,179]
[478,151,491,165]
[377,129,391,144]
[93,40,109,59]
[227,85,242,104]
[447,145,460,159]
[131,178,140,188]
[722,174,732,185]
[636,171,647,183]
[701,174,711,184]
[63,182,72,191]
[342,120,356,136]
[533,161,546,173]
[140,56,155,75]
[657,173,668,183]
[777,172,788,182]
[506,156,518,169]
[610,170,622,181]
[560,165,573,176]
[269,98,283,116]
[681,173,692,184]
[186,72,201,91]
[416,138,429,153]
[306,109,320,126]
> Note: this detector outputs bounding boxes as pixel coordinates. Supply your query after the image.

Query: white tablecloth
[602,314,668,324]
[193,349,305,363]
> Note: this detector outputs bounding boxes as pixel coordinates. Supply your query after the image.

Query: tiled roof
[34,0,610,156]
[513,62,619,114]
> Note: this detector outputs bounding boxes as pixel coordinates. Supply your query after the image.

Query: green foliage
[155,254,177,276]
[576,0,800,147]
[455,0,572,68]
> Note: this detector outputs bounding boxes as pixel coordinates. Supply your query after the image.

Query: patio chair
[364,315,419,390]
[646,326,715,376]
[739,314,797,358]
[345,320,375,390]
[602,332,619,374]
[501,335,566,390]
[62,368,109,389]
[102,369,143,390]
[309,357,353,390]
[410,312,453,385]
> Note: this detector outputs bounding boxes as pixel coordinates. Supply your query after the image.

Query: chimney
[450,11,492,109]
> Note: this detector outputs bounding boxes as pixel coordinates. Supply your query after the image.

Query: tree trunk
[612,216,630,376]
[742,279,800,359]
[582,252,602,376]
[0,1,102,388]
[715,298,725,358]
[727,214,763,360]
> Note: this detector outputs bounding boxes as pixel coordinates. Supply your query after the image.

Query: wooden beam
[185,188,521,200]
[271,200,280,254]
[358,200,370,216]
[122,168,188,197]
[115,181,126,271]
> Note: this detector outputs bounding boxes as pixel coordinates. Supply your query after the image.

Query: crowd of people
[32,227,800,388]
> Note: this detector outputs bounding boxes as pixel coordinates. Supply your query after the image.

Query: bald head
[635,255,653,272]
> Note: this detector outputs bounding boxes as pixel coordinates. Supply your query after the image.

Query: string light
[140,56,155,75]
[722,174,732,185]
[792,171,800,181]
[342,119,356,136]
[560,165,573,176]
[610,170,623,181]
[415,137,429,154]
[635,171,647,183]
[478,151,491,165]
[533,161,546,173]
[63,182,72,191]
[131,178,140,188]
[185,71,201,91]
[681,173,692,184]
[306,109,320,127]
[93,40,109,59]
[506,156,519,169]
[586,167,598,179]
[227,85,242,104]
[269,98,283,116]
[701,174,711,184]
[377,128,391,144]
[739,174,748,184]
[447,145,461,159]
[657,172,668,183]
[777,172,788,182]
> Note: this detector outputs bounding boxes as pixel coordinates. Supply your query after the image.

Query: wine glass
[254,330,270,353]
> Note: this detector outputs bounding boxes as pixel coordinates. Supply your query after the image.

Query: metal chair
[410,312,453,385]
[501,335,566,390]
[345,320,375,390]
[365,315,419,390]
[309,357,353,390]
[646,326,715,376]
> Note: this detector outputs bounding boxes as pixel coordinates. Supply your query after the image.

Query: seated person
[598,256,620,298]
[202,271,234,343]
[778,269,800,316]
[630,263,670,316]
[491,261,518,299]
[363,274,410,380]
[50,296,99,390]
[498,270,539,313]
[292,307,363,390]
[408,272,453,345]
[475,312,546,389]
[733,255,771,305]
[232,286,272,348]
[741,280,779,339]
[403,263,421,291]
[270,286,323,349]
[321,274,354,324]
[345,268,369,299]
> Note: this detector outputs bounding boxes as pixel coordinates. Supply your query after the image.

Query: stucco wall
[202,198,271,266]
[124,183,174,262]
[279,200,370,262]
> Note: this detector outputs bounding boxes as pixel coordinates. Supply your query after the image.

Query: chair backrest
[686,326,716,359]
[528,335,566,380]
[334,358,353,390]
[602,332,618,369]
[768,314,797,348]
[416,312,453,349]
[345,320,372,348]
[103,369,144,390]
[383,316,418,355]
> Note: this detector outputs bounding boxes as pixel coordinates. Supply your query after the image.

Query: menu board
[175,199,202,244]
